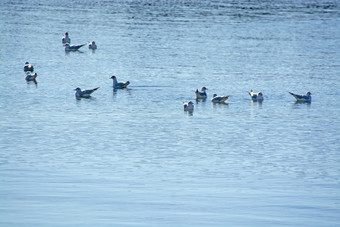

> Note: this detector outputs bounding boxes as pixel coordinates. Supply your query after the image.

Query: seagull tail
[221,96,229,102]
[248,90,254,96]
[93,87,100,91]
[289,92,298,100]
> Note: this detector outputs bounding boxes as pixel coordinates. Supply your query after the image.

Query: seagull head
[110,75,116,79]
[74,87,81,91]
[202,87,208,91]
[306,92,311,96]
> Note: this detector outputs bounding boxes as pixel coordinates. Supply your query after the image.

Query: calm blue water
[1,0,340,226]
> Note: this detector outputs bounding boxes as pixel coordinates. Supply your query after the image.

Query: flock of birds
[183,87,311,112]
[23,32,312,110]
[23,32,97,84]
[74,75,130,98]
[62,32,97,51]
[23,62,37,84]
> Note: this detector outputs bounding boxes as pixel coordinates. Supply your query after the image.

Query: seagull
[64,43,86,51]
[289,91,312,102]
[211,94,230,103]
[62,32,71,44]
[88,41,97,50]
[183,101,194,111]
[23,62,34,72]
[25,72,38,82]
[195,87,208,99]
[110,75,130,89]
[249,89,264,101]
[74,87,99,98]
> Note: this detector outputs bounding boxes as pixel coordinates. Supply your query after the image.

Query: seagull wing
[69,44,86,50]
[289,92,302,100]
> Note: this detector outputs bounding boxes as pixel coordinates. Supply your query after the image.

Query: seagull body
[23,62,34,72]
[195,87,208,99]
[88,41,97,50]
[64,43,86,51]
[183,101,194,111]
[25,72,38,81]
[211,94,230,103]
[110,75,130,89]
[74,87,99,98]
[249,90,264,101]
[289,92,312,102]
[62,32,71,44]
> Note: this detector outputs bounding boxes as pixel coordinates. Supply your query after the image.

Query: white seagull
[23,62,34,72]
[249,89,264,101]
[289,91,312,102]
[62,32,71,44]
[64,43,86,51]
[211,94,230,103]
[88,41,97,50]
[195,87,208,99]
[25,72,38,82]
[110,75,130,89]
[183,101,194,111]
[74,87,99,98]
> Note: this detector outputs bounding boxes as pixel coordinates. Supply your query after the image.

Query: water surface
[1,0,340,226]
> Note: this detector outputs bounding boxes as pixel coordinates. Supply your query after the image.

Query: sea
[0,0,340,226]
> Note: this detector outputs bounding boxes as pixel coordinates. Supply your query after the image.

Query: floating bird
[25,72,38,83]
[88,41,97,50]
[249,89,264,101]
[110,75,130,89]
[74,87,99,98]
[183,101,194,111]
[289,91,312,102]
[211,94,230,103]
[195,87,208,99]
[64,43,86,51]
[23,62,34,72]
[62,32,71,44]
